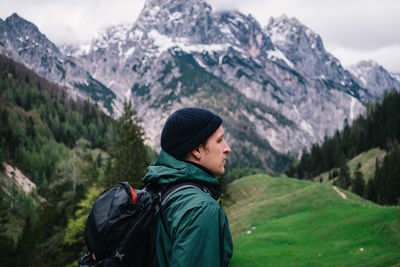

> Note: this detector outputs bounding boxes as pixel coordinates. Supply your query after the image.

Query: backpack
[78,181,209,267]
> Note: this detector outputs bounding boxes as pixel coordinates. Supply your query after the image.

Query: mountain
[2,1,397,172]
[67,1,368,170]
[348,60,400,97]
[0,13,117,114]
[265,15,371,101]
[392,72,400,82]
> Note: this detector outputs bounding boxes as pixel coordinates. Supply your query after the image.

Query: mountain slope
[265,15,370,101]
[0,13,117,114]
[2,1,398,172]
[133,49,294,172]
[313,147,387,184]
[224,174,400,266]
[348,60,400,97]
[68,0,367,166]
[0,53,114,191]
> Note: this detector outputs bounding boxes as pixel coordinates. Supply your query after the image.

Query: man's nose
[224,141,231,154]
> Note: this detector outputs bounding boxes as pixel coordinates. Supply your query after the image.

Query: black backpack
[78,181,209,267]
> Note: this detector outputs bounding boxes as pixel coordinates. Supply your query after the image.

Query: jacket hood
[143,150,222,199]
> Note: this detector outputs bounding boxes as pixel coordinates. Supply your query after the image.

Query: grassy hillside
[312,147,386,184]
[224,174,400,266]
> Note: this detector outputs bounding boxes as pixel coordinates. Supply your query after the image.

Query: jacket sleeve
[169,202,233,267]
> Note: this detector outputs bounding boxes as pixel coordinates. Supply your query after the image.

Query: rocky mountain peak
[0,13,117,115]
[216,11,274,55]
[2,13,60,56]
[266,14,358,92]
[142,0,211,13]
[3,8,394,171]
[267,15,306,43]
[266,15,328,71]
[136,0,217,44]
[351,60,380,70]
[5,13,36,30]
[392,72,400,83]
[348,60,400,96]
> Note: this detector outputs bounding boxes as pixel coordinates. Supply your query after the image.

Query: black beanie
[161,107,223,159]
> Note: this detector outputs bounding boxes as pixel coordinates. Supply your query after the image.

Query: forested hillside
[286,90,400,205]
[0,54,149,266]
[0,54,113,192]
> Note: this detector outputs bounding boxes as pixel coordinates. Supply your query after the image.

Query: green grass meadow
[224,175,400,266]
[313,147,386,184]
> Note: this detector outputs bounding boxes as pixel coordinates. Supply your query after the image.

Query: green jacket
[143,151,233,267]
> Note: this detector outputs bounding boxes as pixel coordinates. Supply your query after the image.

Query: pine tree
[338,164,351,189]
[375,143,400,205]
[17,216,35,266]
[365,158,379,202]
[351,163,365,196]
[108,101,148,188]
[0,194,16,266]
[0,149,4,172]
[41,172,48,193]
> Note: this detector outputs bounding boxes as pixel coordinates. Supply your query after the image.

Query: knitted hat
[161,107,223,159]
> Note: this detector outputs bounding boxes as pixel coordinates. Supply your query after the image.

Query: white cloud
[0,0,146,44]
[207,0,400,72]
[330,45,400,72]
[1,0,399,72]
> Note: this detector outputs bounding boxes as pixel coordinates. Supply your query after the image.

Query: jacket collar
[143,151,222,199]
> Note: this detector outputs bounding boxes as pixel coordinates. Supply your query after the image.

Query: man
[143,107,233,267]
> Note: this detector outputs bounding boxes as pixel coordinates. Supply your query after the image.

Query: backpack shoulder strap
[156,182,211,242]
[161,182,211,206]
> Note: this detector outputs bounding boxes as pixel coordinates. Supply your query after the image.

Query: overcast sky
[1,0,399,72]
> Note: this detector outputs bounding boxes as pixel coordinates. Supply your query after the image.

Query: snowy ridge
[348,60,400,97]
[267,48,294,68]
[63,0,368,159]
[64,23,133,57]
[265,14,356,90]
[392,72,400,83]
[2,0,398,170]
[148,29,231,56]
[0,13,117,116]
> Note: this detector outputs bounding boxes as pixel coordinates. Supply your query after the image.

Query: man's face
[198,126,231,176]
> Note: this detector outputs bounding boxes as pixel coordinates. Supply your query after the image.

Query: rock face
[0,13,117,114]
[0,163,45,202]
[0,1,396,172]
[265,15,370,101]
[348,60,400,97]
[391,72,400,83]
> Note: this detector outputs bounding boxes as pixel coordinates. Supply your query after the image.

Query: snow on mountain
[0,13,117,115]
[392,72,400,83]
[56,1,370,169]
[264,15,372,102]
[348,60,400,97]
[2,1,397,171]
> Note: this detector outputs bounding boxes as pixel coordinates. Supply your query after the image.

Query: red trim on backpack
[130,186,137,204]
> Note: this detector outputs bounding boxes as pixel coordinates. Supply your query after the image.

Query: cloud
[0,0,146,44]
[1,0,399,72]
[330,45,400,72]
[207,0,400,72]
[300,0,400,51]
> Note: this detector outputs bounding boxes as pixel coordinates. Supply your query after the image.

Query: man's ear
[191,146,202,160]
